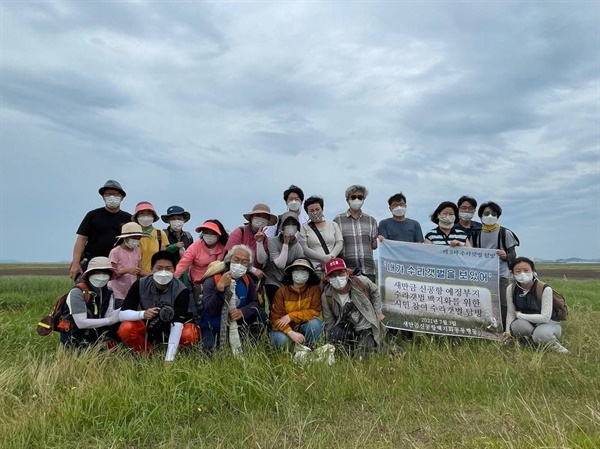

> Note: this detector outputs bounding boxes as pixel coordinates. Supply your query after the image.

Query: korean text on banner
[378,240,502,340]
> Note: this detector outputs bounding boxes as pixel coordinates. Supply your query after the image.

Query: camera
[147,305,175,331]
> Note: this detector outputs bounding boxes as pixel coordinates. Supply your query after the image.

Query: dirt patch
[0,265,69,276]
[536,267,599,281]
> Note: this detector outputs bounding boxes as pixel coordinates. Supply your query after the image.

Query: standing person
[175,220,228,286]
[108,222,147,308]
[161,205,194,266]
[299,196,343,278]
[472,201,519,329]
[504,257,568,353]
[200,245,268,353]
[334,185,378,282]
[265,185,310,239]
[175,219,229,318]
[264,212,305,302]
[118,251,200,362]
[69,180,132,280]
[224,203,278,279]
[133,201,168,276]
[270,258,322,350]
[424,201,471,247]
[61,257,121,348]
[321,258,385,359]
[377,193,424,243]
[455,196,482,242]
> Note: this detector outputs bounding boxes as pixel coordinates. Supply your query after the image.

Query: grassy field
[0,273,598,448]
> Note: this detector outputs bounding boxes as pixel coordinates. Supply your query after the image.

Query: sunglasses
[349,195,364,201]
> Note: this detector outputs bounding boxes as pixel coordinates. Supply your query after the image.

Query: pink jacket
[175,240,225,283]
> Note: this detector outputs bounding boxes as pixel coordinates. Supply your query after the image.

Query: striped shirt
[424,226,469,245]
[333,210,378,276]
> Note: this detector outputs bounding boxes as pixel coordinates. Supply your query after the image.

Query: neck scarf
[482,223,500,232]
[219,279,243,356]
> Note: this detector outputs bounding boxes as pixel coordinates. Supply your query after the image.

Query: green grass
[0,276,599,448]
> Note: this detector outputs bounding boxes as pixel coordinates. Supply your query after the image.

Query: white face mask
[203,234,218,246]
[329,275,348,290]
[459,212,474,221]
[283,225,298,236]
[104,196,121,209]
[292,270,310,285]
[153,270,173,285]
[169,220,184,231]
[515,272,534,284]
[438,215,455,229]
[89,273,110,288]
[482,215,498,226]
[251,217,269,230]
[349,199,364,211]
[310,211,324,222]
[230,263,248,279]
[137,216,154,227]
[287,200,301,212]
[125,238,140,249]
[392,206,407,217]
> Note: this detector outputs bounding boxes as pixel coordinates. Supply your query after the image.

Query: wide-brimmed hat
[278,212,301,230]
[83,256,115,279]
[198,260,227,283]
[115,222,148,246]
[161,205,191,223]
[195,221,222,235]
[98,180,126,198]
[284,258,315,275]
[242,203,278,226]
[325,258,347,276]
[133,201,159,222]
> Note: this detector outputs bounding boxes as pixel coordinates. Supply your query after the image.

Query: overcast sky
[1,1,599,263]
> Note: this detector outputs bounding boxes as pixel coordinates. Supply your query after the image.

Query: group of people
[59,180,568,361]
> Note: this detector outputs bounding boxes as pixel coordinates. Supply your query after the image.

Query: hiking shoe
[551,342,570,354]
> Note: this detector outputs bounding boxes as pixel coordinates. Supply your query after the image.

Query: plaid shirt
[333,210,378,275]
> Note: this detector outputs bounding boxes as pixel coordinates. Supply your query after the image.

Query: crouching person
[270,258,323,350]
[322,258,385,359]
[118,251,200,362]
[61,256,121,349]
[200,244,267,353]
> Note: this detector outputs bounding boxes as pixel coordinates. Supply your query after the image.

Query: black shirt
[76,207,132,260]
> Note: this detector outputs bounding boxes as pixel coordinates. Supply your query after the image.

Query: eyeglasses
[483,211,498,217]
[349,195,364,201]
[459,207,475,212]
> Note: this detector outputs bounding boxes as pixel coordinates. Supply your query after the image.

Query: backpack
[473,226,520,251]
[536,281,568,321]
[37,282,94,336]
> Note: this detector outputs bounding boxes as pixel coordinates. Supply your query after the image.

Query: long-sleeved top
[299,220,343,268]
[264,235,304,287]
[202,274,262,330]
[174,240,225,283]
[269,284,322,334]
[224,225,269,269]
[505,281,554,334]
[321,276,385,344]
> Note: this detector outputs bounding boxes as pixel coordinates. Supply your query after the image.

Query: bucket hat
[161,205,191,223]
[83,256,115,279]
[98,180,126,197]
[284,258,315,274]
[133,201,159,222]
[243,203,278,226]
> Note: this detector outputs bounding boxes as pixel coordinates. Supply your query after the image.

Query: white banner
[378,240,502,340]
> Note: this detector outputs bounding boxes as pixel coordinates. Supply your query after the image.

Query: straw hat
[199,260,227,283]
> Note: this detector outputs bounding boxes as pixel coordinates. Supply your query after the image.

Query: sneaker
[551,342,570,354]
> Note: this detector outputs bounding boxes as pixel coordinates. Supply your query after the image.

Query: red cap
[325,258,347,276]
